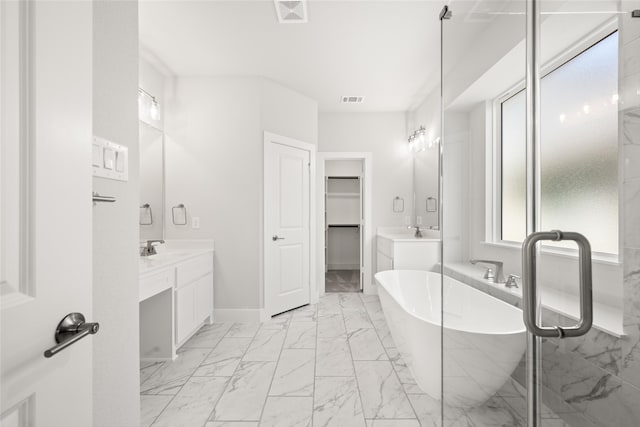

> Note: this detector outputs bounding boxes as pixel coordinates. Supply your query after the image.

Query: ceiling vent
[341,96,365,104]
[274,0,308,24]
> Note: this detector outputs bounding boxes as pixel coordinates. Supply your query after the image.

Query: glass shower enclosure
[439,0,640,425]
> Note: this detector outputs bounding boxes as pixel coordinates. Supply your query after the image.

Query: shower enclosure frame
[439,1,602,426]
[524,1,543,425]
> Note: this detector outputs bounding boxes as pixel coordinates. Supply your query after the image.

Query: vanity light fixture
[149,100,160,121]
[408,133,416,152]
[408,126,438,153]
[138,88,160,121]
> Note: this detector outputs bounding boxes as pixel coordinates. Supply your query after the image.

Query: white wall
[92,1,140,426]
[262,79,318,144]
[164,77,317,311]
[318,112,412,275]
[327,228,360,269]
[442,112,469,263]
[325,159,362,177]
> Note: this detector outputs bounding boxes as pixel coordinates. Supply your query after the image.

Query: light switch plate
[92,143,103,167]
[115,151,125,172]
[92,136,128,181]
[103,148,115,170]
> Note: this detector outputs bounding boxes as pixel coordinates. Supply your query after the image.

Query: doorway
[317,153,372,296]
[325,172,362,292]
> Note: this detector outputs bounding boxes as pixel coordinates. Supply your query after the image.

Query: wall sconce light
[138,88,160,121]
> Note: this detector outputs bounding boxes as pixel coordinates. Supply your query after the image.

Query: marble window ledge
[443,262,625,338]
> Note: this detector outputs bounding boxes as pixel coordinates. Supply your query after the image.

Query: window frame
[490,20,620,260]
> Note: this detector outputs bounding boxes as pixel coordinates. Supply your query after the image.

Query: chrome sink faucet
[140,239,165,257]
[470,259,506,284]
[407,224,423,238]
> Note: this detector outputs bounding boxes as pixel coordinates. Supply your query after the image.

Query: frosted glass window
[501,32,618,254]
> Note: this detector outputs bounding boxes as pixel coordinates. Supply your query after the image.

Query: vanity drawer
[140,269,175,302]
[176,254,214,288]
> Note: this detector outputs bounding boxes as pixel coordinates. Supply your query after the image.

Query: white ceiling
[139,0,445,112]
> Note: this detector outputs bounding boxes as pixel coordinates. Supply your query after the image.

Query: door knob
[44,312,100,358]
[272,235,285,241]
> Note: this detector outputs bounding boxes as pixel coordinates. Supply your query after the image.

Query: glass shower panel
[441,2,528,425]
[441,0,638,426]
[535,2,634,426]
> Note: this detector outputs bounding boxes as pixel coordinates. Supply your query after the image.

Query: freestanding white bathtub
[375,270,526,408]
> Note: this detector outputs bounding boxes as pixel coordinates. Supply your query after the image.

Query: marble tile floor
[140,292,568,427]
[325,269,360,293]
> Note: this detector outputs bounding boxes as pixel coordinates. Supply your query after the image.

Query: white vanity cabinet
[139,249,214,361]
[174,254,214,345]
[376,234,439,272]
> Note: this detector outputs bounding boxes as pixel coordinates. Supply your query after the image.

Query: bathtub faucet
[469,259,506,284]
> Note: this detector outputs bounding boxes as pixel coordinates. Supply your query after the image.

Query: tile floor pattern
[325,270,360,293]
[140,293,568,427]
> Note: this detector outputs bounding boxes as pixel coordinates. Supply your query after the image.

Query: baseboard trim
[140,356,176,363]
[214,308,264,323]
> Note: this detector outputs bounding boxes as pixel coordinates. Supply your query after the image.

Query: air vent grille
[274,0,308,24]
[341,96,365,104]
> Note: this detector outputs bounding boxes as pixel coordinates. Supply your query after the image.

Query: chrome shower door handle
[522,230,593,338]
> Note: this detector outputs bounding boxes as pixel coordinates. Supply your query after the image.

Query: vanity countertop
[377,227,440,242]
[139,239,214,276]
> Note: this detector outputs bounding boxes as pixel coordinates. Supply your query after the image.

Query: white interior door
[264,134,311,317]
[1,1,94,425]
